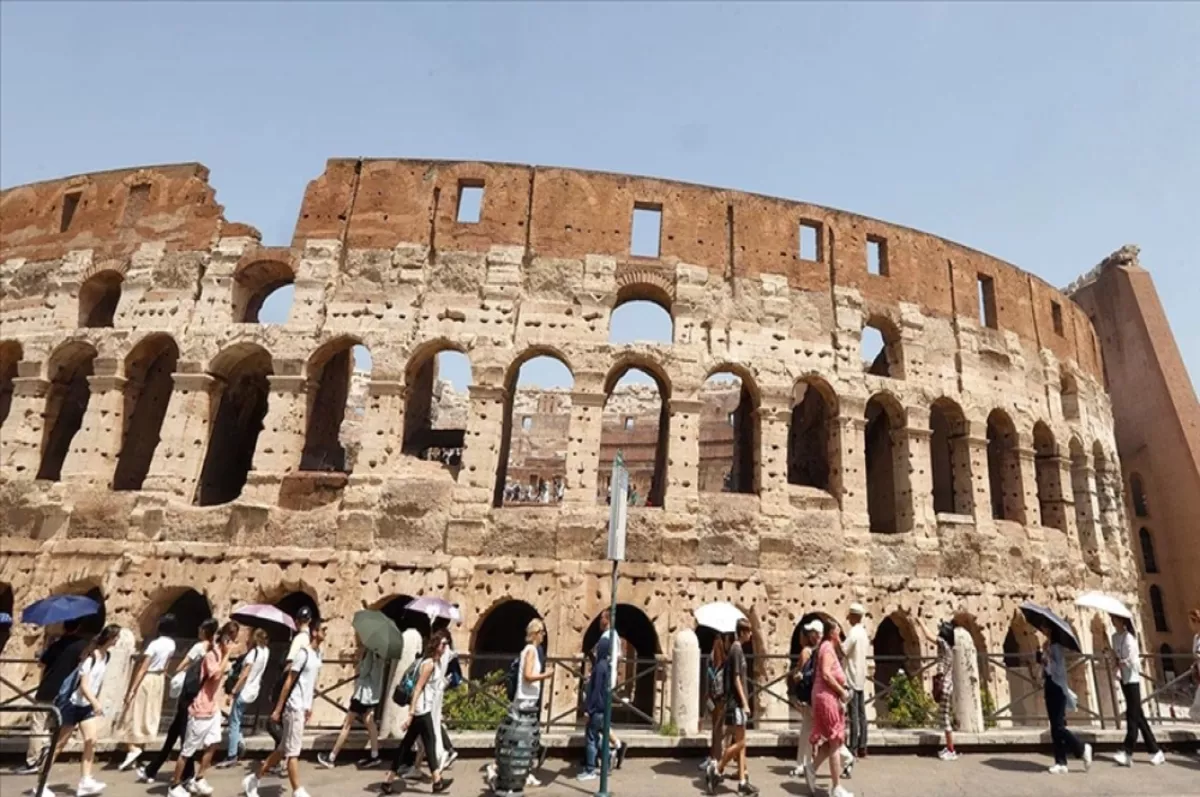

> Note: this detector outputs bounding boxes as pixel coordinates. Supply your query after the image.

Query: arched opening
[1159,644,1176,684]
[1138,528,1158,574]
[494,353,574,507]
[271,591,321,644]
[1069,438,1101,573]
[143,588,213,644]
[113,335,179,491]
[0,583,13,655]
[0,341,21,431]
[378,595,433,642]
[1033,422,1066,532]
[787,378,835,491]
[233,260,295,324]
[609,295,673,345]
[951,612,991,694]
[860,317,902,378]
[1089,617,1118,722]
[401,346,471,476]
[52,584,108,637]
[700,368,758,495]
[1130,473,1149,517]
[865,393,906,533]
[872,612,921,720]
[929,399,971,515]
[195,345,272,506]
[1149,585,1168,633]
[470,599,542,680]
[599,364,668,507]
[582,604,661,725]
[986,410,1024,523]
[78,270,123,328]
[300,339,371,474]
[1002,615,1040,725]
[789,611,835,665]
[1060,373,1079,421]
[37,342,98,481]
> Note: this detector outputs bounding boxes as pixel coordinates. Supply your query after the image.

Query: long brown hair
[711,634,728,669]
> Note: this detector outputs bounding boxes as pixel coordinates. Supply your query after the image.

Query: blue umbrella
[21,595,100,627]
[1019,600,1081,652]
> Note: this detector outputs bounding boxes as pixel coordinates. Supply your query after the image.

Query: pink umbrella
[232,603,297,631]
[405,597,461,623]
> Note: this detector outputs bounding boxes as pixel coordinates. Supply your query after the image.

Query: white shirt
[844,623,870,690]
[1111,630,1141,685]
[143,636,176,673]
[598,629,622,690]
[287,629,311,663]
[184,641,207,664]
[71,651,108,707]
[515,644,542,711]
[239,645,270,704]
[285,646,321,713]
[413,658,445,717]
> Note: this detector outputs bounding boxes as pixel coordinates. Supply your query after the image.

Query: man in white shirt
[843,604,870,760]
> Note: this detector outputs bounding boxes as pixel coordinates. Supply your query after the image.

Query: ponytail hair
[80,623,122,663]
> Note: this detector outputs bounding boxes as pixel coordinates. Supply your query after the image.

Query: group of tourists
[502,478,565,505]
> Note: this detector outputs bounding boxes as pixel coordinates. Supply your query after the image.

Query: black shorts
[348,698,378,718]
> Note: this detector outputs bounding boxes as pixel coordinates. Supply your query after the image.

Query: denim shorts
[60,702,95,727]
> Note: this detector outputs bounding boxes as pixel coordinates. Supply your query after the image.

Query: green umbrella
[352,610,405,659]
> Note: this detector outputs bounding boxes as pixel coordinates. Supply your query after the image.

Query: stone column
[756,400,791,514]
[1016,437,1039,528]
[61,361,126,487]
[665,398,702,512]
[0,369,48,479]
[96,628,138,740]
[241,373,308,503]
[563,391,605,505]
[903,406,935,537]
[453,384,507,508]
[141,371,220,501]
[353,379,405,476]
[671,628,700,735]
[952,627,984,733]
[1071,458,1107,574]
[964,422,993,527]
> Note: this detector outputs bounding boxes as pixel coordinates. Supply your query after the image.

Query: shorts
[938,690,955,731]
[181,714,222,757]
[60,702,95,727]
[348,698,378,718]
[725,705,747,727]
[278,708,306,759]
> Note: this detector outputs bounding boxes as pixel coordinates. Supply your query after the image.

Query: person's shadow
[980,757,1047,773]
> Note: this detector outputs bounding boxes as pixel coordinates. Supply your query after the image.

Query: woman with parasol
[1019,601,1092,774]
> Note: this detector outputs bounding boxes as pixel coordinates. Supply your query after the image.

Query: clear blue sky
[2,2,1196,390]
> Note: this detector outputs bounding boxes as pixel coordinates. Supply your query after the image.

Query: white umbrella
[1074,591,1133,619]
[693,601,746,634]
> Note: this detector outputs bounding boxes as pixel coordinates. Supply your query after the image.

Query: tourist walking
[485,618,552,792]
[166,621,237,797]
[19,619,88,776]
[706,619,758,796]
[318,645,384,769]
[842,605,868,763]
[433,617,462,770]
[801,619,853,797]
[576,631,615,782]
[243,620,326,797]
[116,615,177,771]
[592,609,627,768]
[788,619,822,777]
[1190,608,1200,720]
[41,624,122,797]
[381,630,453,794]
[1039,632,1092,774]
[699,634,728,773]
[136,618,218,784]
[918,619,958,761]
[1110,615,1164,766]
[217,627,270,769]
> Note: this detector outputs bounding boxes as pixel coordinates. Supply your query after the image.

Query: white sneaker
[184,780,201,795]
[118,749,142,772]
[242,773,260,797]
[294,789,311,797]
[192,779,214,796]
[484,763,497,788]
[76,779,106,797]
[1083,743,1093,771]
[167,785,190,797]
[1113,750,1130,767]
[699,757,713,771]
[1047,764,1068,775]
[938,748,959,761]
[525,773,542,787]
[1149,750,1165,766]
[26,789,54,797]
[832,787,855,797]
[576,771,598,782]
[134,766,153,784]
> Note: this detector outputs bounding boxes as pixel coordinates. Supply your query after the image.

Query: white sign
[607,453,629,561]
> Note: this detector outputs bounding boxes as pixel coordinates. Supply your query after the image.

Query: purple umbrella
[231,603,296,632]
[405,597,461,623]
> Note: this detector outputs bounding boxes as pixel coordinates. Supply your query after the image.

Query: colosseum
[0,159,1140,734]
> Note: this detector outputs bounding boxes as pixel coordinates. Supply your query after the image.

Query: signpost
[597,452,628,797]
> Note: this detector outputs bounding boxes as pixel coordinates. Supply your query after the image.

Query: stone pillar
[671,628,700,735]
[1071,458,1107,573]
[141,371,220,501]
[97,628,138,741]
[1016,438,1039,528]
[756,402,791,514]
[60,363,126,487]
[904,406,935,536]
[952,627,984,733]
[241,373,307,503]
[354,379,405,475]
[890,423,915,533]
[0,370,48,478]
[964,423,993,527]
[563,391,605,505]
[665,398,702,512]
[289,239,340,330]
[453,384,507,507]
[380,628,424,739]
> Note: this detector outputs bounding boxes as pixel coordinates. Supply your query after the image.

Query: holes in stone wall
[195,345,272,506]
[866,235,888,276]
[631,204,662,258]
[233,260,295,324]
[700,369,758,495]
[1033,422,1066,532]
[930,398,971,515]
[37,342,98,482]
[986,409,1024,523]
[799,221,822,262]
[456,181,484,223]
[0,341,21,432]
[113,334,179,491]
[787,378,834,491]
[599,366,668,507]
[300,340,371,474]
[60,191,81,233]
[78,270,123,328]
[494,354,573,507]
[865,394,903,533]
[403,347,471,475]
[977,274,998,329]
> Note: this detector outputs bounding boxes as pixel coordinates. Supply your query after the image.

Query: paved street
[4,750,1200,797]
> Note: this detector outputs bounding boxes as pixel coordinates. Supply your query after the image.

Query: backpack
[705,658,726,704]
[505,647,545,703]
[180,654,204,704]
[53,651,106,710]
[793,651,817,705]
[223,650,249,695]
[391,658,423,707]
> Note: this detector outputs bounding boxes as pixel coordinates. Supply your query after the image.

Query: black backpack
[705,657,726,703]
[391,659,423,707]
[180,655,204,704]
[223,651,249,695]
[792,652,817,705]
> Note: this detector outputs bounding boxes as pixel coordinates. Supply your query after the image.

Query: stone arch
[195,343,273,506]
[1129,472,1149,517]
[788,611,836,664]
[269,589,322,643]
[613,274,674,314]
[37,340,98,481]
[929,397,972,515]
[1033,421,1066,531]
[951,611,991,690]
[609,284,674,345]
[872,610,921,700]
[986,409,1025,523]
[113,334,179,491]
[788,376,836,492]
[1137,527,1158,574]
[0,582,13,655]
[78,269,123,328]
[300,336,369,473]
[1002,612,1040,725]
[469,598,543,680]
[138,587,213,642]
[376,594,433,641]
[232,258,295,323]
[865,392,907,533]
[49,581,107,637]
[0,340,21,431]
[494,350,574,508]
[701,364,760,495]
[599,360,670,507]
[401,340,472,475]
[582,604,661,725]
[861,314,903,378]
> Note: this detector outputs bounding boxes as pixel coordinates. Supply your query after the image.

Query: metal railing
[0,703,61,797]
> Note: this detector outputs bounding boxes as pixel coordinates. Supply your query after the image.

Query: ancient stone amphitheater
[0,159,1138,728]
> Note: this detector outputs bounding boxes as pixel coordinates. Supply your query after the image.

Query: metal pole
[597,559,619,797]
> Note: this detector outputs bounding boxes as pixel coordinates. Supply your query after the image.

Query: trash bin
[491,709,541,794]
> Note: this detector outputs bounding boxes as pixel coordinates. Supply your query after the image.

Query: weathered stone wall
[0,159,1137,728]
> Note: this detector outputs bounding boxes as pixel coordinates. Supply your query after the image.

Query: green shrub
[981,685,997,729]
[658,719,680,737]
[885,671,938,729]
[444,670,509,730]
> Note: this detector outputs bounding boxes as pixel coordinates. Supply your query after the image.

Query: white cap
[848,603,866,616]
[803,619,823,633]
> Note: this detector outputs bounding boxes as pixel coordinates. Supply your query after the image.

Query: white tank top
[413,658,444,717]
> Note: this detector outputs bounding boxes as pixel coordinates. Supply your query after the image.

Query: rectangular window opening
[866,235,888,276]
[631,203,662,258]
[521,416,533,431]
[456,182,484,223]
[978,274,998,329]
[799,221,821,261]
[61,191,82,233]
[623,416,634,431]
[1051,301,1064,336]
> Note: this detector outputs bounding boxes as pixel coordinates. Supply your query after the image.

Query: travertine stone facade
[0,160,1138,727]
